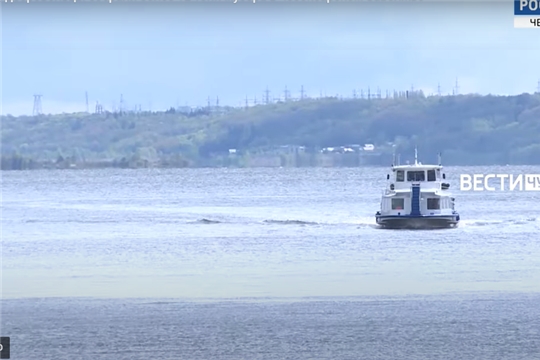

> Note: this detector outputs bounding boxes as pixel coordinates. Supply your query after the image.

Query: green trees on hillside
[1,93,540,168]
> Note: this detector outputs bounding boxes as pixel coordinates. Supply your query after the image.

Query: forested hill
[2,92,540,168]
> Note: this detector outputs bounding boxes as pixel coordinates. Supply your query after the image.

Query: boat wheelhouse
[375,150,460,229]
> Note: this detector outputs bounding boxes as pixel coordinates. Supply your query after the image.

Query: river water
[1,166,540,359]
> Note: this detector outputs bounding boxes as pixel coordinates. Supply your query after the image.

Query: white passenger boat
[375,149,460,229]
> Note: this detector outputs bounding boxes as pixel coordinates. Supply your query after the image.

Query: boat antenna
[414,146,418,165]
[392,146,396,166]
[438,152,442,166]
[397,153,401,165]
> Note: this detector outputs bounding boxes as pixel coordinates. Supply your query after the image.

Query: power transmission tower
[300,85,305,100]
[454,77,459,95]
[367,87,371,100]
[537,79,540,93]
[32,94,43,116]
[437,83,441,96]
[283,86,290,101]
[216,96,220,107]
[264,87,270,105]
[85,91,89,113]
[352,89,357,99]
[207,96,211,108]
[245,95,249,109]
[95,101,103,114]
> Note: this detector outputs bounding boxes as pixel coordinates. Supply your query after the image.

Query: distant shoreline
[2,152,390,170]
[1,159,537,171]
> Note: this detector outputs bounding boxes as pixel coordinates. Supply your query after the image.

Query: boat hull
[375,214,460,229]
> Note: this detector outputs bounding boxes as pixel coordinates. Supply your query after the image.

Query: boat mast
[438,152,442,165]
[414,147,418,165]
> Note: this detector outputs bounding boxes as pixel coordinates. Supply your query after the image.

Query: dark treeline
[1,154,192,170]
[2,93,540,169]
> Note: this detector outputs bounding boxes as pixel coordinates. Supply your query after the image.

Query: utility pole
[119,94,125,114]
[32,94,43,116]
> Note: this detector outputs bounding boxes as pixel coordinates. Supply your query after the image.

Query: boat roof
[392,163,443,170]
[391,149,443,170]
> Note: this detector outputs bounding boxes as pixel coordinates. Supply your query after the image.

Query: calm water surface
[2,166,540,359]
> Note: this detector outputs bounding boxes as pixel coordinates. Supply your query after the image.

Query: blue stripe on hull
[410,185,421,216]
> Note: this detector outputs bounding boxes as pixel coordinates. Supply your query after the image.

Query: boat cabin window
[391,198,404,210]
[407,171,425,182]
[427,170,436,182]
[396,170,404,182]
[427,198,440,210]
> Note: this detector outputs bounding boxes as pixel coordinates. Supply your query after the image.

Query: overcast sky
[2,1,539,115]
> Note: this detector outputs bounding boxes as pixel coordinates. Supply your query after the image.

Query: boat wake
[22,216,536,228]
[188,218,371,227]
[263,219,319,226]
[460,217,537,227]
[191,218,222,224]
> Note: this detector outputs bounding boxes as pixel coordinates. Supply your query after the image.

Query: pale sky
[1,1,539,115]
